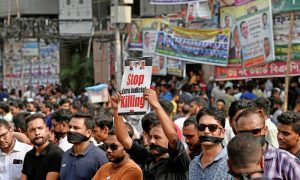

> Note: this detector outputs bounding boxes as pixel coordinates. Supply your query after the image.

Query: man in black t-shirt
[21,113,63,180]
[112,90,190,180]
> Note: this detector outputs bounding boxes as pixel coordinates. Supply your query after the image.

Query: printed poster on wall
[235,0,275,67]
[127,20,143,51]
[118,57,152,115]
[167,58,185,76]
[273,12,300,61]
[220,6,243,68]
[155,22,230,66]
[151,55,167,76]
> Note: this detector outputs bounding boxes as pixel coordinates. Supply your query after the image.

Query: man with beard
[182,116,201,159]
[51,109,73,151]
[0,119,32,179]
[112,89,190,179]
[92,129,142,179]
[236,108,300,179]
[277,111,300,159]
[21,113,64,180]
[60,112,108,180]
[189,108,232,180]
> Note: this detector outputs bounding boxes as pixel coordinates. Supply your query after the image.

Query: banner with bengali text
[155,22,230,66]
[215,60,300,80]
[150,0,205,5]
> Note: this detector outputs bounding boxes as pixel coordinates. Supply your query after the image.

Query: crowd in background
[0,71,300,179]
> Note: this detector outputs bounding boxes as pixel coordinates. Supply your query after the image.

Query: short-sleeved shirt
[189,148,233,180]
[60,142,108,180]
[127,140,190,180]
[22,142,64,180]
[0,139,32,180]
[92,159,142,180]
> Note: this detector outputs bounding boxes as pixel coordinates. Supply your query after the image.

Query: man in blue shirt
[60,112,108,180]
[189,108,232,180]
[159,84,173,101]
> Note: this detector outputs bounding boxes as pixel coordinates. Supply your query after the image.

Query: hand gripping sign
[118,57,152,115]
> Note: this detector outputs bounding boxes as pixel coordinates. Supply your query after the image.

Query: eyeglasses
[102,143,119,151]
[197,124,222,132]
[238,127,265,135]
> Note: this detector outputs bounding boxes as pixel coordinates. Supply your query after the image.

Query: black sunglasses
[197,124,221,132]
[238,127,264,135]
[102,143,119,151]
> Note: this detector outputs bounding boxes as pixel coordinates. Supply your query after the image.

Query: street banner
[167,57,185,76]
[272,0,300,14]
[155,22,230,66]
[151,55,167,75]
[186,2,211,23]
[215,60,300,80]
[235,0,275,67]
[220,0,234,7]
[127,20,143,51]
[22,39,39,57]
[85,84,109,103]
[150,0,205,5]
[220,6,243,67]
[118,57,152,115]
[273,12,300,61]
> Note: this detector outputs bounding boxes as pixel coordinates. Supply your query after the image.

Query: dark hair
[25,113,46,129]
[245,80,255,92]
[196,108,226,128]
[228,100,257,120]
[70,101,82,112]
[95,118,113,130]
[43,101,54,110]
[236,108,264,124]
[190,97,208,109]
[59,98,71,106]
[183,116,197,128]
[72,112,95,130]
[227,133,263,169]
[28,101,40,112]
[51,109,73,123]
[277,111,300,134]
[142,112,158,134]
[254,97,271,115]
[108,128,116,136]
[159,100,174,116]
[0,119,11,129]
[0,102,10,113]
[9,100,23,109]
[216,99,226,105]
[13,112,30,132]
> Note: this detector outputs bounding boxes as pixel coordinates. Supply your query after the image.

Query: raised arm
[111,92,133,149]
[144,89,178,148]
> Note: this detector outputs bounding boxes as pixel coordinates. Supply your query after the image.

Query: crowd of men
[0,75,300,180]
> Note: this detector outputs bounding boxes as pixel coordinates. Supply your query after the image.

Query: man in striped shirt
[236,108,300,179]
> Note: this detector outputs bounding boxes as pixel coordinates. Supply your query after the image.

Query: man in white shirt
[0,119,32,180]
[51,109,73,151]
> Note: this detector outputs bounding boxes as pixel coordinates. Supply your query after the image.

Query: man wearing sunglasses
[112,89,190,180]
[236,108,300,179]
[92,129,142,179]
[227,133,269,180]
[189,108,232,180]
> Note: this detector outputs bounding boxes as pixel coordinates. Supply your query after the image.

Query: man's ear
[104,126,109,134]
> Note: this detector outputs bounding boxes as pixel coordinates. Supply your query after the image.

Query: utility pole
[110,0,132,90]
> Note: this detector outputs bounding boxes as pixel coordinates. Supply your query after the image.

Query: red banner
[215,61,300,80]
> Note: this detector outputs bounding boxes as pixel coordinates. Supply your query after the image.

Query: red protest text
[127,74,144,86]
[121,95,145,108]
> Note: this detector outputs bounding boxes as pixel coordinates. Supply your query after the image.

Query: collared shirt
[22,142,64,180]
[265,118,279,148]
[58,136,73,152]
[189,148,233,180]
[60,142,108,180]
[0,139,32,180]
[264,143,300,179]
